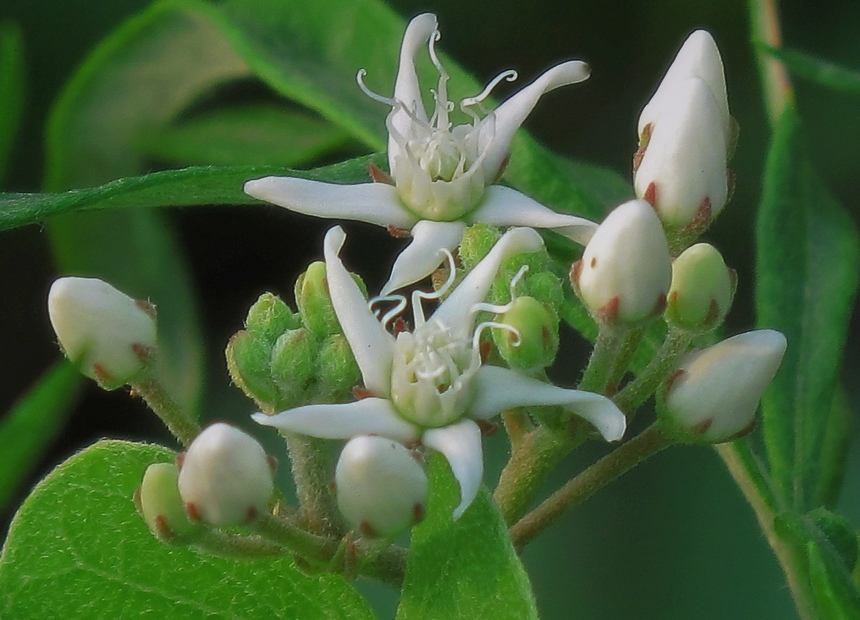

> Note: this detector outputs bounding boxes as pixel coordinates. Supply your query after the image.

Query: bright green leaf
[808,543,860,619]
[0,361,83,511]
[397,455,538,620]
[0,22,24,185]
[0,440,375,619]
[756,106,860,510]
[759,44,860,97]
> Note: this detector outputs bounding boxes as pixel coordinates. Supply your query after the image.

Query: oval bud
[177,423,274,526]
[662,330,787,443]
[314,334,361,401]
[270,327,319,403]
[295,262,341,338]
[334,436,428,537]
[135,462,201,543]
[666,243,734,332]
[226,330,281,412]
[572,200,672,324]
[494,296,559,371]
[245,292,300,342]
[48,277,157,390]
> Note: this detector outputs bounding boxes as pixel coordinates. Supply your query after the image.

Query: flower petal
[244,177,417,230]
[388,13,437,170]
[324,226,396,396]
[469,185,597,245]
[432,227,543,339]
[422,419,483,519]
[479,60,590,180]
[471,366,626,441]
[252,398,420,444]
[381,219,466,294]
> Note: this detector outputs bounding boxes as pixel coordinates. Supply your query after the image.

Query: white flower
[48,276,157,389]
[254,226,626,519]
[245,13,597,295]
[662,330,787,443]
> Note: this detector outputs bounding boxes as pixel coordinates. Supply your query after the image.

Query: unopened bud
[245,292,300,341]
[48,277,157,389]
[295,262,341,338]
[666,243,734,332]
[334,435,428,538]
[494,296,559,371]
[135,463,201,543]
[662,330,787,443]
[226,330,281,411]
[458,223,501,271]
[314,334,361,401]
[269,327,319,405]
[571,200,672,324]
[177,423,274,526]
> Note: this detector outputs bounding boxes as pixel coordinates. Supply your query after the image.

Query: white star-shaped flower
[253,226,626,518]
[245,13,598,295]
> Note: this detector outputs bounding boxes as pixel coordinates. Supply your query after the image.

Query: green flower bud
[135,462,202,544]
[314,334,361,401]
[295,262,341,338]
[226,330,280,411]
[458,223,501,271]
[665,243,734,332]
[270,328,319,405]
[245,292,300,341]
[494,296,559,371]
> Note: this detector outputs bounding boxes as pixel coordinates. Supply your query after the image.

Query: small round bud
[295,262,341,338]
[226,330,281,411]
[665,243,734,332]
[314,334,361,401]
[245,292,300,341]
[494,296,559,371]
[661,330,787,443]
[48,277,157,389]
[270,327,319,403]
[458,223,501,271]
[135,463,201,543]
[571,200,672,324]
[335,436,428,537]
[177,423,274,526]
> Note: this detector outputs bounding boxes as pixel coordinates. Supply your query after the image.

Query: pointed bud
[177,423,274,526]
[334,436,428,537]
[571,200,672,324]
[494,296,559,371]
[665,243,734,332]
[662,330,787,443]
[48,277,157,390]
[634,77,728,231]
[245,292,300,341]
[226,330,281,412]
[135,463,202,543]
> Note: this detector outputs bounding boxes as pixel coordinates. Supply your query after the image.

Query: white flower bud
[666,243,735,332]
[662,330,787,443]
[334,435,428,537]
[634,77,728,229]
[177,423,274,526]
[571,200,672,324]
[48,277,157,390]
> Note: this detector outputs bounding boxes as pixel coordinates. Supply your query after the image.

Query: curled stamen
[470,265,530,317]
[473,320,521,351]
[427,31,449,79]
[410,249,457,328]
[368,294,408,330]
[509,264,529,296]
[356,69,397,106]
[461,69,518,108]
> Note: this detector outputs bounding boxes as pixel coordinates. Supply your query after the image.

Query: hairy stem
[282,432,344,536]
[132,376,200,446]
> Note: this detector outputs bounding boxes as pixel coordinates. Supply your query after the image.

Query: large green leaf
[0,362,83,511]
[759,44,860,97]
[0,440,374,619]
[756,106,860,510]
[397,455,538,620]
[0,22,24,185]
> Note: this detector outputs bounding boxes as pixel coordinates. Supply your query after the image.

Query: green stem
[133,376,200,446]
[613,328,692,414]
[282,432,344,536]
[509,424,675,549]
[577,325,627,393]
[195,530,286,558]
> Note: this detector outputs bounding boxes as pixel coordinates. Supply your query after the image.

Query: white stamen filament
[356,69,397,106]
[410,249,457,327]
[470,265,529,316]
[460,69,519,108]
[473,320,521,351]
[369,294,408,330]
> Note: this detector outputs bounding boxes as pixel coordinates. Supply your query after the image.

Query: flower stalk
[132,376,200,446]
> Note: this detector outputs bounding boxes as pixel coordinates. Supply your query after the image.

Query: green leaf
[759,44,860,97]
[0,22,25,185]
[0,362,83,511]
[0,156,380,232]
[397,455,538,620]
[808,543,860,619]
[139,104,354,168]
[0,440,374,619]
[755,106,860,510]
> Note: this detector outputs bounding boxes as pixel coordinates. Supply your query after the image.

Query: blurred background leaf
[0,21,24,186]
[760,44,860,97]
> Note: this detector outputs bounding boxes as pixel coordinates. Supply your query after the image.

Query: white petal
[381,219,466,294]
[471,366,626,442]
[388,13,437,170]
[252,398,420,444]
[469,185,598,244]
[244,177,417,229]
[324,227,395,396]
[479,61,590,180]
[422,419,483,519]
[431,227,544,338]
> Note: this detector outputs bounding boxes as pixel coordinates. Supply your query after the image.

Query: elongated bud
[665,243,734,332]
[48,277,157,390]
[494,296,559,371]
[334,436,428,537]
[270,327,319,403]
[295,262,341,338]
[634,77,728,232]
[314,334,361,401]
[226,330,281,411]
[661,330,787,443]
[135,463,202,544]
[571,200,672,324]
[177,423,274,526]
[245,292,300,341]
